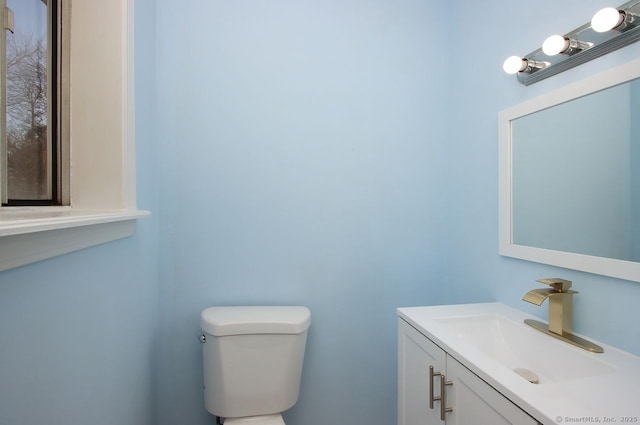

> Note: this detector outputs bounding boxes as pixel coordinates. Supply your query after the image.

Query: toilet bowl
[200,306,311,424]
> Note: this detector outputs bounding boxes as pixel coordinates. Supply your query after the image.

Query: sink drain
[513,368,539,384]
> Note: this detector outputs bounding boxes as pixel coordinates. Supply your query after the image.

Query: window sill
[0,208,151,271]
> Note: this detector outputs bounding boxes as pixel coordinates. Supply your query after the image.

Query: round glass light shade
[591,7,623,32]
[542,35,569,56]
[503,56,526,74]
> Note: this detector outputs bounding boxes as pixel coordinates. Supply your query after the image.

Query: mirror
[499,59,640,282]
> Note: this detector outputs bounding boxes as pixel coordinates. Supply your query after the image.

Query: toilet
[200,306,311,425]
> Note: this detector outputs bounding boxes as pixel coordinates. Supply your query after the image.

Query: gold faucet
[522,278,603,353]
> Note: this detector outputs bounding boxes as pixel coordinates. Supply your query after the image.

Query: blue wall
[1,1,640,425]
[154,1,450,424]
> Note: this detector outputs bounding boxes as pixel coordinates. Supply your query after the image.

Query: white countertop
[397,302,640,425]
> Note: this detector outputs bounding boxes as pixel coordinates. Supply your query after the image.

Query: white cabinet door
[446,356,538,425]
[398,318,541,425]
[398,319,446,425]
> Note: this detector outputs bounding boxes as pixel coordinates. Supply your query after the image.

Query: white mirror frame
[499,58,640,283]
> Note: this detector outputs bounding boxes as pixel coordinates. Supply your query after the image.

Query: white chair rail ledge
[0,208,150,272]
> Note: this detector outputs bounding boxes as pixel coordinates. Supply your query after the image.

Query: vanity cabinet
[398,318,539,425]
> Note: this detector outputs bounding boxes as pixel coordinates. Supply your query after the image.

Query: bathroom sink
[397,302,640,425]
[432,313,615,384]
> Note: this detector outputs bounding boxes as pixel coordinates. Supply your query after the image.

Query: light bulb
[503,56,526,74]
[542,35,570,56]
[591,7,624,32]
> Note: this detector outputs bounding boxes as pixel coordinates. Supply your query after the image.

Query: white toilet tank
[200,306,311,419]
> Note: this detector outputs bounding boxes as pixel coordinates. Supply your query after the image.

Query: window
[1,0,66,206]
[0,0,149,272]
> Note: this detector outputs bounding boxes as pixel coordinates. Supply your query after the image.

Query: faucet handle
[536,278,572,292]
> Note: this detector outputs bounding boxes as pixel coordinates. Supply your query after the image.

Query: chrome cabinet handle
[440,375,453,421]
[429,365,442,409]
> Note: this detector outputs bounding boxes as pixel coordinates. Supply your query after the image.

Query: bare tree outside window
[6,31,48,200]
[1,0,51,203]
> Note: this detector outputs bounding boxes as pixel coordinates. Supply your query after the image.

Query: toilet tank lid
[201,306,311,336]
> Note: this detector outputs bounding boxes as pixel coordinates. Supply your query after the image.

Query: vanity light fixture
[503,0,640,85]
[541,35,592,56]
[591,7,638,32]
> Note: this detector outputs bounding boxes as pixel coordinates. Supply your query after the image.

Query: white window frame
[0,0,149,272]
